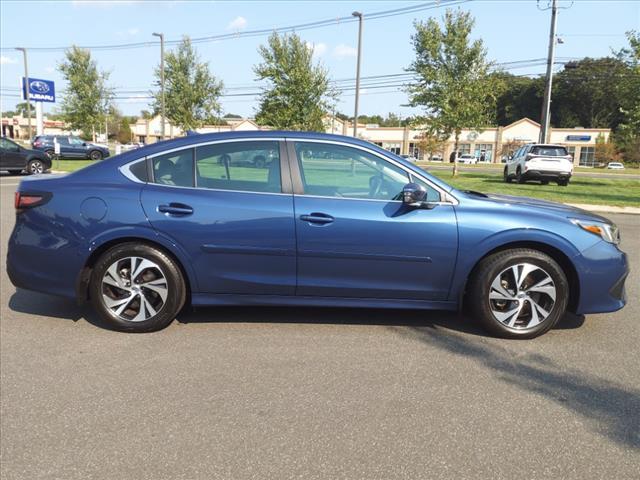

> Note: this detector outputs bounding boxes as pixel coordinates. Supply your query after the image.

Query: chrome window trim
[289,138,458,205]
[119,158,147,184]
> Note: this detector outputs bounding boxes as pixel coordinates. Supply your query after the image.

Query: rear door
[289,140,458,301]
[140,139,296,295]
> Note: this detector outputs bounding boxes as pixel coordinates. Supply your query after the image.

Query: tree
[152,36,224,131]
[594,133,620,165]
[140,109,153,120]
[613,31,640,166]
[491,72,544,126]
[407,9,497,176]
[58,46,113,140]
[417,133,448,161]
[254,32,337,131]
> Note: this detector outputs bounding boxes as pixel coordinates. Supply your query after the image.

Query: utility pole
[352,11,363,138]
[539,0,558,144]
[152,32,166,140]
[15,47,32,140]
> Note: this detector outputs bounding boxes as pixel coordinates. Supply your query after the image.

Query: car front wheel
[467,248,569,339]
[503,168,512,183]
[89,243,186,332]
[89,150,103,161]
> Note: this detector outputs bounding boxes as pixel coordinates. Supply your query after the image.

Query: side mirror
[82,142,87,146]
[402,182,427,206]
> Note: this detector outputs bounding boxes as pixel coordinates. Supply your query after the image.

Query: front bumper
[574,240,628,315]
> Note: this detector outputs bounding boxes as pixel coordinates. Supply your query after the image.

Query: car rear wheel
[89,150,103,161]
[557,179,569,186]
[90,243,186,332]
[27,159,45,175]
[44,149,55,159]
[467,248,569,339]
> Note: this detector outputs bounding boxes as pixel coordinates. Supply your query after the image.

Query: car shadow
[8,287,585,337]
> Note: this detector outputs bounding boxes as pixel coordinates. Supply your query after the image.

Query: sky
[1,0,638,119]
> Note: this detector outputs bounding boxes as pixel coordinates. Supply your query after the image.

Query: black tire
[89,242,186,332]
[253,157,266,168]
[557,179,569,186]
[8,169,22,175]
[503,168,512,183]
[466,248,569,339]
[89,150,103,161]
[27,159,45,175]
[516,168,525,184]
[44,149,55,159]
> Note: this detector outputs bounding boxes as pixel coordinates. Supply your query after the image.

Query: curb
[566,203,640,216]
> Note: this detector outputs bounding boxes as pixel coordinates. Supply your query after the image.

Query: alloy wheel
[29,161,44,174]
[488,263,556,330]
[101,256,168,322]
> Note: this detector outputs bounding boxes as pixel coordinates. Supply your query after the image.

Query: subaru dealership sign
[22,77,55,103]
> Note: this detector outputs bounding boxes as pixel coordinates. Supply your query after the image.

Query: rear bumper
[523,170,572,180]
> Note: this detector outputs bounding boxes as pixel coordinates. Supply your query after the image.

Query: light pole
[539,0,558,144]
[352,11,363,138]
[15,47,32,140]
[152,32,165,140]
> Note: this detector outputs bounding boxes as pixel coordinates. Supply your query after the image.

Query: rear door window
[195,141,281,193]
[151,149,194,187]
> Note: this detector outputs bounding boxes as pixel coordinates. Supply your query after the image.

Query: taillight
[33,140,42,147]
[14,191,51,211]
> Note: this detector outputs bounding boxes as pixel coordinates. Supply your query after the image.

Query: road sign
[22,77,55,103]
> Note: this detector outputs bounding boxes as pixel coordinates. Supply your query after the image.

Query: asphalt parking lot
[1,173,639,479]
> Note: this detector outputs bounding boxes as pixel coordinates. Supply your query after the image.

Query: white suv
[504,144,573,186]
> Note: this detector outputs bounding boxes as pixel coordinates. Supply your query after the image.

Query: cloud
[227,16,247,31]
[0,55,17,65]
[305,42,327,57]
[116,27,140,38]
[333,44,358,59]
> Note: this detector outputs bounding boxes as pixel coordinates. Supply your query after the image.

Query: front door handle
[158,203,194,216]
[300,213,334,224]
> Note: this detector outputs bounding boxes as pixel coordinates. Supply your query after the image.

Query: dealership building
[3,113,610,167]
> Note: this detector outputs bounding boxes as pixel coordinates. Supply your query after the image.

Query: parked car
[32,135,110,160]
[7,131,628,339]
[458,154,478,164]
[400,154,418,163]
[504,144,573,186]
[0,137,51,175]
[607,162,625,170]
[430,154,443,162]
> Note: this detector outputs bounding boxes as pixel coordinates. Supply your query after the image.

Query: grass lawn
[429,170,640,208]
[51,159,98,172]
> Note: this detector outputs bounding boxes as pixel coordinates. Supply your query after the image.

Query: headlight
[571,219,620,244]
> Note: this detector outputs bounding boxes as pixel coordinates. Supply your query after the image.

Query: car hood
[463,191,612,223]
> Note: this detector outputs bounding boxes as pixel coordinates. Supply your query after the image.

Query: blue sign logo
[566,135,591,142]
[22,77,55,103]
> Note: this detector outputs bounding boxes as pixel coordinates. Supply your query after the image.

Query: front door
[290,140,458,300]
[140,140,296,295]
[0,137,25,170]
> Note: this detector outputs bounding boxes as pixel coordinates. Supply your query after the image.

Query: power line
[0,0,469,53]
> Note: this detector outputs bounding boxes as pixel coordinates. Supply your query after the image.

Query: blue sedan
[7,131,628,338]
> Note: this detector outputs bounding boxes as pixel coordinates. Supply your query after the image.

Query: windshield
[531,146,567,156]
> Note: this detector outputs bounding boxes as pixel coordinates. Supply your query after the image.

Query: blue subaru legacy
[7,131,628,338]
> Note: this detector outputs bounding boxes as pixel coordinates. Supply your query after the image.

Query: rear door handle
[300,213,334,224]
[158,203,194,216]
